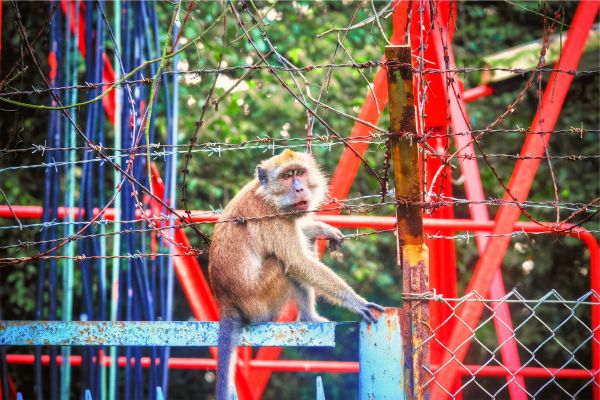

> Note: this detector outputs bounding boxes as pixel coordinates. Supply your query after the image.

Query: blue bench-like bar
[0,320,336,347]
[0,309,405,399]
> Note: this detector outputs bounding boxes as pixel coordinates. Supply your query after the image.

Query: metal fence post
[359,308,405,399]
[316,376,325,400]
[385,45,430,400]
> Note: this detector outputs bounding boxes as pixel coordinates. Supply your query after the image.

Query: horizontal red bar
[433,364,596,380]
[0,205,592,234]
[5,354,595,379]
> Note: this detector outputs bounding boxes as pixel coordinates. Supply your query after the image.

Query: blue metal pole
[108,0,123,398]
[80,4,96,395]
[359,309,406,400]
[48,4,63,393]
[159,9,180,399]
[93,1,107,399]
[316,376,326,400]
[61,2,80,397]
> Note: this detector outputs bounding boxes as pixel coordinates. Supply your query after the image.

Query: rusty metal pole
[385,45,430,400]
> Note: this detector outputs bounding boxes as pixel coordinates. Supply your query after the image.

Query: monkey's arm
[301,220,344,251]
[280,239,382,323]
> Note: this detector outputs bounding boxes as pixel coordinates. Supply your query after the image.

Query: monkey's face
[256,151,326,214]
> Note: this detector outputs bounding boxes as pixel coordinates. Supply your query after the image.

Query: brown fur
[208,151,382,399]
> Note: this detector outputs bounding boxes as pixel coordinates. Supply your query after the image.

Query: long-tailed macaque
[208,149,383,400]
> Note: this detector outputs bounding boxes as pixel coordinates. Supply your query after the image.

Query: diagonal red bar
[431,2,600,398]
[149,164,254,399]
[325,0,408,206]
[428,4,527,398]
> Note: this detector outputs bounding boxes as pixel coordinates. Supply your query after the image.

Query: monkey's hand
[301,222,345,251]
[325,227,345,251]
[357,302,384,324]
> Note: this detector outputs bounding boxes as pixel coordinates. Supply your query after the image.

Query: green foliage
[0,1,598,399]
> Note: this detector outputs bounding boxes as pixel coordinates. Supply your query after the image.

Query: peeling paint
[0,321,336,347]
[359,309,406,399]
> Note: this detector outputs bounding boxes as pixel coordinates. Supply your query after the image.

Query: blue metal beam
[0,321,336,347]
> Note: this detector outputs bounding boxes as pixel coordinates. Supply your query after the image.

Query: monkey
[208,149,383,400]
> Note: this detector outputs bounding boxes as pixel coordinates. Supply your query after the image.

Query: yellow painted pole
[385,45,430,400]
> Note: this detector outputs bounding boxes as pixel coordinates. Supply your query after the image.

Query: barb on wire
[3,65,596,99]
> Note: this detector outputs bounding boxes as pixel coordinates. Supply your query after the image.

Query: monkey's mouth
[294,201,309,211]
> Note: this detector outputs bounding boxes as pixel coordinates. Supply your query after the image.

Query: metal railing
[0,310,404,400]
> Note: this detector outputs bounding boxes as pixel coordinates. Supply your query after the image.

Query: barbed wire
[0,2,597,400]
[3,146,600,176]
[1,127,599,156]
[4,222,599,265]
[1,195,598,256]
[1,191,598,233]
[1,65,598,98]
[0,1,597,265]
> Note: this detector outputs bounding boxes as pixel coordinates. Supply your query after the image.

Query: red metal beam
[324,0,408,206]
[429,3,527,397]
[430,2,600,398]
[3,204,599,238]
[5,354,598,380]
[408,3,459,389]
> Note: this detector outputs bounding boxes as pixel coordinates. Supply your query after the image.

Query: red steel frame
[1,207,599,389]
[3,352,596,380]
[429,2,600,399]
[426,3,526,398]
[1,1,598,399]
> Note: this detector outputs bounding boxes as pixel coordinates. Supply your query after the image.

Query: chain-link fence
[423,289,599,399]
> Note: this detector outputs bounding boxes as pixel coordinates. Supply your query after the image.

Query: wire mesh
[420,289,599,399]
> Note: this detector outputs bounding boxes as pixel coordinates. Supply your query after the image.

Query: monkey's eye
[282,173,292,180]
[296,169,305,176]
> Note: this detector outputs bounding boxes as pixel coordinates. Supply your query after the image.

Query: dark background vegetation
[0,1,598,399]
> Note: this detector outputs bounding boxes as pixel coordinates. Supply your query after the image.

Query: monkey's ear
[257,166,268,186]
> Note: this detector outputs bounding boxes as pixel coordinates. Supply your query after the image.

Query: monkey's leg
[292,282,329,323]
[216,316,242,400]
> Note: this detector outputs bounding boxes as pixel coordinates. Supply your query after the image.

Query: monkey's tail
[216,317,242,400]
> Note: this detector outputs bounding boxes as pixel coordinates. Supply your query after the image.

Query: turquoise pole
[108,1,122,399]
[60,2,79,399]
